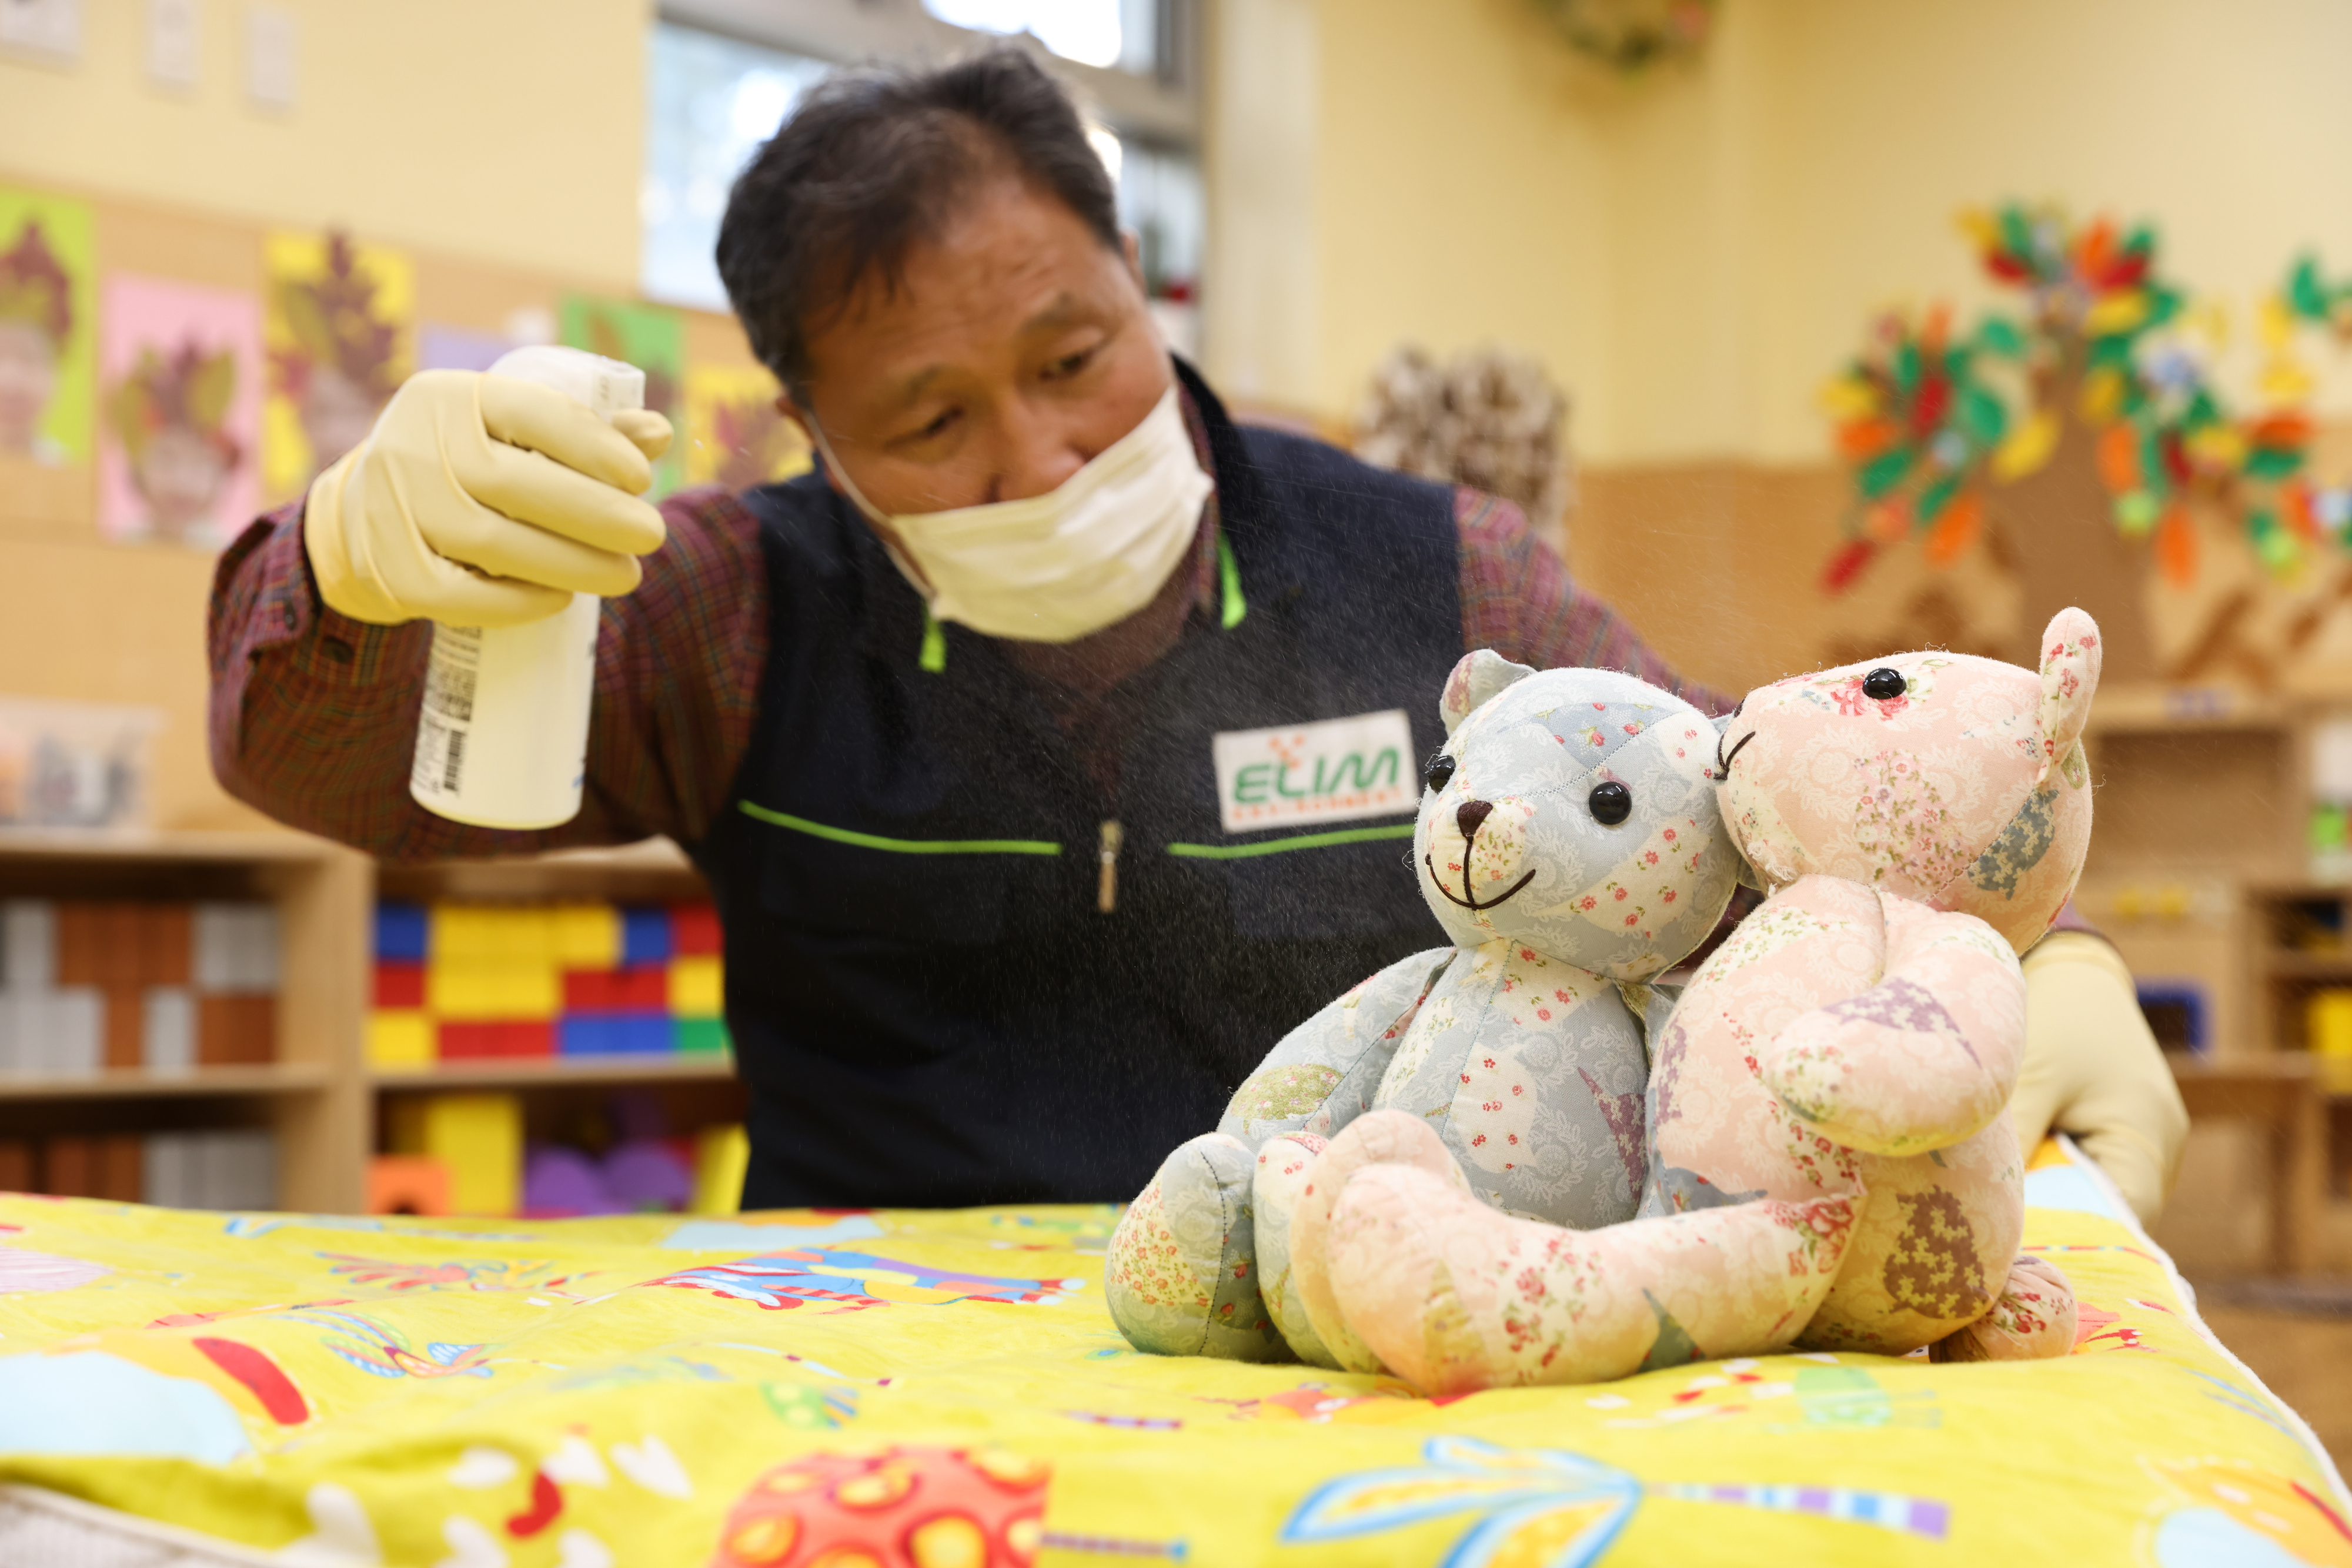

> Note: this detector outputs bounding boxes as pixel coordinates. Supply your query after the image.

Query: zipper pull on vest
[1097,819,1123,914]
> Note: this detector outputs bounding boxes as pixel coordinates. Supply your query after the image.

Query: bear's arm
[1758,889,2027,1158]
[1217,947,1458,1147]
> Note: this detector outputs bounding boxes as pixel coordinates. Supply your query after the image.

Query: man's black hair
[717,46,1121,397]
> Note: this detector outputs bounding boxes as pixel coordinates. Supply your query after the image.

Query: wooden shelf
[2267,952,2352,978]
[2083,681,2291,735]
[0,828,343,861]
[370,1054,735,1089]
[0,1063,333,1099]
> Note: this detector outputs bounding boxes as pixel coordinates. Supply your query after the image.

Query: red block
[438,1020,554,1059]
[671,902,721,956]
[374,962,426,1009]
[563,966,666,1013]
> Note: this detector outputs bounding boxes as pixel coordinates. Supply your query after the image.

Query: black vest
[692,364,1465,1206]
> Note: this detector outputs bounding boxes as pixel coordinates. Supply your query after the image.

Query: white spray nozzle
[487,345,645,422]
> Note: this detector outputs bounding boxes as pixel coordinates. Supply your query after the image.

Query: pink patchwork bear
[1307,609,2102,1393]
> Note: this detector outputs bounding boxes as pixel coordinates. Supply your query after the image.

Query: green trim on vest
[1216,531,1247,629]
[918,609,947,673]
[1165,821,1415,860]
[738,800,1061,855]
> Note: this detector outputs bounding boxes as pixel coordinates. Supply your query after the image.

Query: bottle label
[412,626,483,798]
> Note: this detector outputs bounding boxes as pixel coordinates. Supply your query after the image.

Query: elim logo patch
[1211,710,1417,833]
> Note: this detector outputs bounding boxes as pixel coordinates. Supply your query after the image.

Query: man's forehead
[807,182,1122,404]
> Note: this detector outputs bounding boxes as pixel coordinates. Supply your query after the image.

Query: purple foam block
[522,1144,620,1218]
[603,1139,693,1213]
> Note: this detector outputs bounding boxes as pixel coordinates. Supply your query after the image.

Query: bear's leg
[1105,1134,1286,1360]
[1285,1109,1469,1375]
[1325,1166,1859,1396]
[1252,1133,1341,1368]
[1930,1256,2079,1363]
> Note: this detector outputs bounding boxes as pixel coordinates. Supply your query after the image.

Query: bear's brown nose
[1456,800,1495,840]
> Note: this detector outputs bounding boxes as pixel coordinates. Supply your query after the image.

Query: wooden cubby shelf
[0,828,735,1214]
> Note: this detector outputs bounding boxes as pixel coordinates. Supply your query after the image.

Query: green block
[677,1017,731,1055]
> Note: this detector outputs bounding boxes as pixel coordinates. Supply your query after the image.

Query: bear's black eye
[1862,667,1907,700]
[1424,753,1456,793]
[1588,780,1632,825]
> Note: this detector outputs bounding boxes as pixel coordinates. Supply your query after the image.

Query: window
[641,26,830,311]
[920,0,1158,74]
[644,4,1202,354]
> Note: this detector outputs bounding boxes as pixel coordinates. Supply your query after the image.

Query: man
[208,49,2183,1216]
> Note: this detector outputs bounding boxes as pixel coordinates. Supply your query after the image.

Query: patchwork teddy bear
[1104,654,1745,1367]
[1310,609,2103,1393]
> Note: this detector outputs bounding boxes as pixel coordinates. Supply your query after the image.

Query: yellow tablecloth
[0,1139,2341,1567]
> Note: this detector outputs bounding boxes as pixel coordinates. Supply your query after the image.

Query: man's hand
[303,370,673,628]
[2010,930,2190,1224]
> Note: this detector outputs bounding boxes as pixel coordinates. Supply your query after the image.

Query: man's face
[787,174,1171,521]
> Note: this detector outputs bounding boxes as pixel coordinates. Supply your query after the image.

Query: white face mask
[810,385,1214,644]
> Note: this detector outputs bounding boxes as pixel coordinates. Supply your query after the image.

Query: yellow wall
[1307,0,2352,464]
[0,0,647,286]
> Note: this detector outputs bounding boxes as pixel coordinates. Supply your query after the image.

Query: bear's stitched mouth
[1425,851,1536,913]
[1716,727,1756,778]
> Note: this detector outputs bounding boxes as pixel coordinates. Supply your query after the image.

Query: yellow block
[2307,989,2352,1058]
[430,904,555,965]
[365,1011,435,1068]
[427,962,560,1021]
[669,955,723,1019]
[689,1124,748,1215]
[422,1093,522,1217]
[549,902,622,969]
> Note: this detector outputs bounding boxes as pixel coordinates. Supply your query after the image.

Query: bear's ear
[2036,607,2102,780]
[1439,649,1538,737]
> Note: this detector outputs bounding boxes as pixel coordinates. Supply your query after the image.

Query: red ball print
[708,1445,1050,1568]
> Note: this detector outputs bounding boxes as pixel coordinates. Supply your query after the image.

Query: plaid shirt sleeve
[205,485,769,863]
[1453,487,1736,715]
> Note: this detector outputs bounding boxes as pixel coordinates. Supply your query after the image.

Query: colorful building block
[550,902,623,969]
[375,902,428,962]
[366,1011,435,1068]
[620,906,673,967]
[669,955,723,1018]
[427,962,560,1021]
[672,902,721,955]
[438,1021,554,1060]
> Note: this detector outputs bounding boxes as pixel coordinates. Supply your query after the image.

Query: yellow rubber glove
[303,370,673,628]
[2010,930,2190,1225]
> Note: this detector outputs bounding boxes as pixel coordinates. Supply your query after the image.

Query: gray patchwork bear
[1104,650,1745,1367]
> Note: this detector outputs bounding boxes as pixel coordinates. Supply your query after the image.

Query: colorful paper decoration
[683,363,810,492]
[262,230,414,504]
[1823,203,2322,593]
[0,187,96,468]
[1818,306,2023,592]
[559,296,684,496]
[98,276,263,551]
[1524,0,1716,72]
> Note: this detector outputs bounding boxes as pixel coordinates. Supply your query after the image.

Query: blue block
[375,902,428,963]
[620,906,673,967]
[559,1012,674,1057]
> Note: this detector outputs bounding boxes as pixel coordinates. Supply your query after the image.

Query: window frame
[657,0,1201,146]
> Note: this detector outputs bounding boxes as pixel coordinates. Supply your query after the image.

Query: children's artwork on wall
[0,188,96,469]
[97,276,263,551]
[262,230,413,505]
[560,296,683,496]
[683,363,808,492]
[417,323,517,375]
[1814,202,2352,687]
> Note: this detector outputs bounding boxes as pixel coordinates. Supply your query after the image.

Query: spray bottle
[408,345,645,830]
